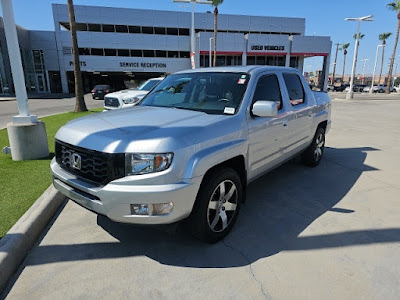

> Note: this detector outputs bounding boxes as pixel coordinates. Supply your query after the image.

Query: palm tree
[378,33,392,85]
[67,0,87,112]
[341,43,350,83]
[386,1,400,93]
[211,0,223,67]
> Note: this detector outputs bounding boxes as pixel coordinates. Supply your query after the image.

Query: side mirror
[252,101,278,117]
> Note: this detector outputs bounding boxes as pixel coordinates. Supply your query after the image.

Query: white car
[103,77,164,110]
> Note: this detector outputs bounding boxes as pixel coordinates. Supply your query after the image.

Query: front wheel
[188,168,242,243]
[301,127,325,167]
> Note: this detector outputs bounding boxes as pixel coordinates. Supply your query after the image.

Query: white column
[1,0,37,123]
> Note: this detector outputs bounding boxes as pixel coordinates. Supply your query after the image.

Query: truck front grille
[55,140,125,185]
[104,97,120,107]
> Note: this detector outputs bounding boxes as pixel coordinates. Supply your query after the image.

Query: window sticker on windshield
[238,78,246,84]
[241,75,247,79]
[224,107,235,115]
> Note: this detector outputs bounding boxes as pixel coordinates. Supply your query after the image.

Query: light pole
[361,58,369,85]
[173,0,212,69]
[1,0,49,160]
[331,43,342,85]
[345,15,374,99]
[209,37,213,67]
[370,45,384,94]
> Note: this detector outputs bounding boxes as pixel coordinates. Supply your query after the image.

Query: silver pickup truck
[51,66,331,243]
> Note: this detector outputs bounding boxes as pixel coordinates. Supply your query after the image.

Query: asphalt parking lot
[0,94,104,129]
[2,97,400,299]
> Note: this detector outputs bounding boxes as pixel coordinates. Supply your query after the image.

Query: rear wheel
[301,127,325,167]
[188,168,242,243]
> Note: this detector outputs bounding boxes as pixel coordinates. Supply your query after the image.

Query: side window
[252,75,283,110]
[283,73,305,106]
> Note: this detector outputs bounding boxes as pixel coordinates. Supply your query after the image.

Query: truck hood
[55,106,232,153]
[105,89,148,99]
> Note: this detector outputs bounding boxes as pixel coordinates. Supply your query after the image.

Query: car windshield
[141,72,249,115]
[137,79,161,91]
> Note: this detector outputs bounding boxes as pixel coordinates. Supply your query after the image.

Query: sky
[0,0,398,76]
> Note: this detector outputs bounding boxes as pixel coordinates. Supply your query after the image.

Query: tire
[188,168,242,243]
[301,127,325,167]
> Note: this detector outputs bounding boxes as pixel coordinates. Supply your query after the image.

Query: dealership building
[0,4,332,94]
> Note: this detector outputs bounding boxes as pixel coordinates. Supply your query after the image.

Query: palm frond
[379,32,392,40]
[387,1,400,11]
[212,0,223,6]
[342,43,350,50]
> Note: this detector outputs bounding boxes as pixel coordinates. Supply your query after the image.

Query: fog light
[130,204,149,215]
[152,202,174,215]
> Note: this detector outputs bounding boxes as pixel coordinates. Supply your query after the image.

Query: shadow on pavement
[19,146,400,268]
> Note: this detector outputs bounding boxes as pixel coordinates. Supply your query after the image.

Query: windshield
[141,72,249,115]
[137,79,161,91]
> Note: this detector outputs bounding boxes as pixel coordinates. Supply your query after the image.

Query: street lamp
[369,45,384,94]
[345,15,374,99]
[360,58,369,85]
[173,0,212,69]
[209,37,213,67]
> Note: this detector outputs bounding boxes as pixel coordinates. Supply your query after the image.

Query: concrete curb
[0,185,66,294]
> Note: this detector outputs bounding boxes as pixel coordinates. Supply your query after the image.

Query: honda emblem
[71,153,81,170]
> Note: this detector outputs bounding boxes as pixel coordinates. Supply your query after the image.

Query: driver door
[247,73,291,179]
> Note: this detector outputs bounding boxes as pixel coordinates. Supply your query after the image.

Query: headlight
[125,153,173,175]
[122,96,141,104]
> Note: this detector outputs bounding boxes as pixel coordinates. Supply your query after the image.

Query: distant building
[0,4,332,94]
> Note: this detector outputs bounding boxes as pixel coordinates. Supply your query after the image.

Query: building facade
[1,4,332,94]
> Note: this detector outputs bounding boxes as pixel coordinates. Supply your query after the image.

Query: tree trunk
[386,17,400,94]
[342,52,347,83]
[68,0,87,112]
[213,6,218,67]
[378,42,385,85]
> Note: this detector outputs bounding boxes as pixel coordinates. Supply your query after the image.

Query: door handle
[283,123,288,127]
[308,113,312,118]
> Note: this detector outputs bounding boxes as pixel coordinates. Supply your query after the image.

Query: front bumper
[50,158,202,224]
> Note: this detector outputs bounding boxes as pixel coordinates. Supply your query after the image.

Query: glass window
[178,28,190,36]
[142,72,250,115]
[142,26,154,34]
[118,49,130,57]
[290,56,299,68]
[168,51,179,58]
[256,56,266,65]
[154,27,166,35]
[247,56,256,65]
[76,23,87,31]
[79,48,90,55]
[88,23,101,32]
[252,75,283,110]
[143,50,155,57]
[129,26,141,33]
[102,24,115,32]
[216,55,226,66]
[130,49,142,57]
[116,25,128,33]
[283,73,305,106]
[179,51,190,58]
[91,48,104,56]
[155,50,167,57]
[104,49,117,56]
[167,28,179,35]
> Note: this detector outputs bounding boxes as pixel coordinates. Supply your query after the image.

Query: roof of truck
[174,65,298,74]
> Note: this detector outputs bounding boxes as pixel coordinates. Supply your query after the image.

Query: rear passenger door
[247,73,291,179]
[282,73,313,154]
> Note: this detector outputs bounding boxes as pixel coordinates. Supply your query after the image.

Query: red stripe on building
[291,52,329,57]
[199,51,243,55]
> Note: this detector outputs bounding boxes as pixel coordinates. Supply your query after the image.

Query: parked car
[51,66,331,243]
[327,84,334,92]
[91,84,111,100]
[334,84,348,92]
[363,85,395,93]
[103,77,164,110]
[344,84,366,92]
